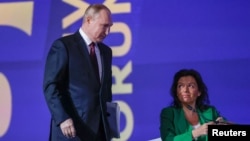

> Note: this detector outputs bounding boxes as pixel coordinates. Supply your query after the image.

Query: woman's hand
[192,121,215,139]
[215,117,233,125]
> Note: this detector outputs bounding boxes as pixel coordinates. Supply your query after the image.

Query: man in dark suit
[43,4,113,141]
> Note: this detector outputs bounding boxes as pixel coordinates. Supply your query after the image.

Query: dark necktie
[89,42,100,81]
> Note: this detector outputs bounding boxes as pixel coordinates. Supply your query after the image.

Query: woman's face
[177,76,201,105]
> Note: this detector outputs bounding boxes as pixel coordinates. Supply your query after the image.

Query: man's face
[88,9,113,43]
[176,76,201,105]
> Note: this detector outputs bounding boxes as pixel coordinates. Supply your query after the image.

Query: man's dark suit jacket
[43,31,113,141]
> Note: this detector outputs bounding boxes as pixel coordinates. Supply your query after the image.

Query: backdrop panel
[0,0,249,141]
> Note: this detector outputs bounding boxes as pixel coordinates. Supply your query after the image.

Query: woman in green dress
[160,69,226,141]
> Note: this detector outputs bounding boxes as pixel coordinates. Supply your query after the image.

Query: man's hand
[60,118,76,138]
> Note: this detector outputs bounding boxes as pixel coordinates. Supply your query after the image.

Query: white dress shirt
[79,28,102,81]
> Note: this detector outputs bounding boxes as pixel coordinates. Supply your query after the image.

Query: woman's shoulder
[161,106,180,114]
[160,106,183,119]
[200,105,218,112]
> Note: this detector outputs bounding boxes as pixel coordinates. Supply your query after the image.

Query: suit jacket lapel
[198,108,214,124]
[74,31,100,85]
[176,108,192,133]
[97,43,105,84]
[74,31,91,64]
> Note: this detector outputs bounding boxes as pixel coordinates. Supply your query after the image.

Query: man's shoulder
[57,32,77,42]
[52,32,81,47]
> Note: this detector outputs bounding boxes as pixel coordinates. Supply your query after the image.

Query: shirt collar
[79,28,93,46]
